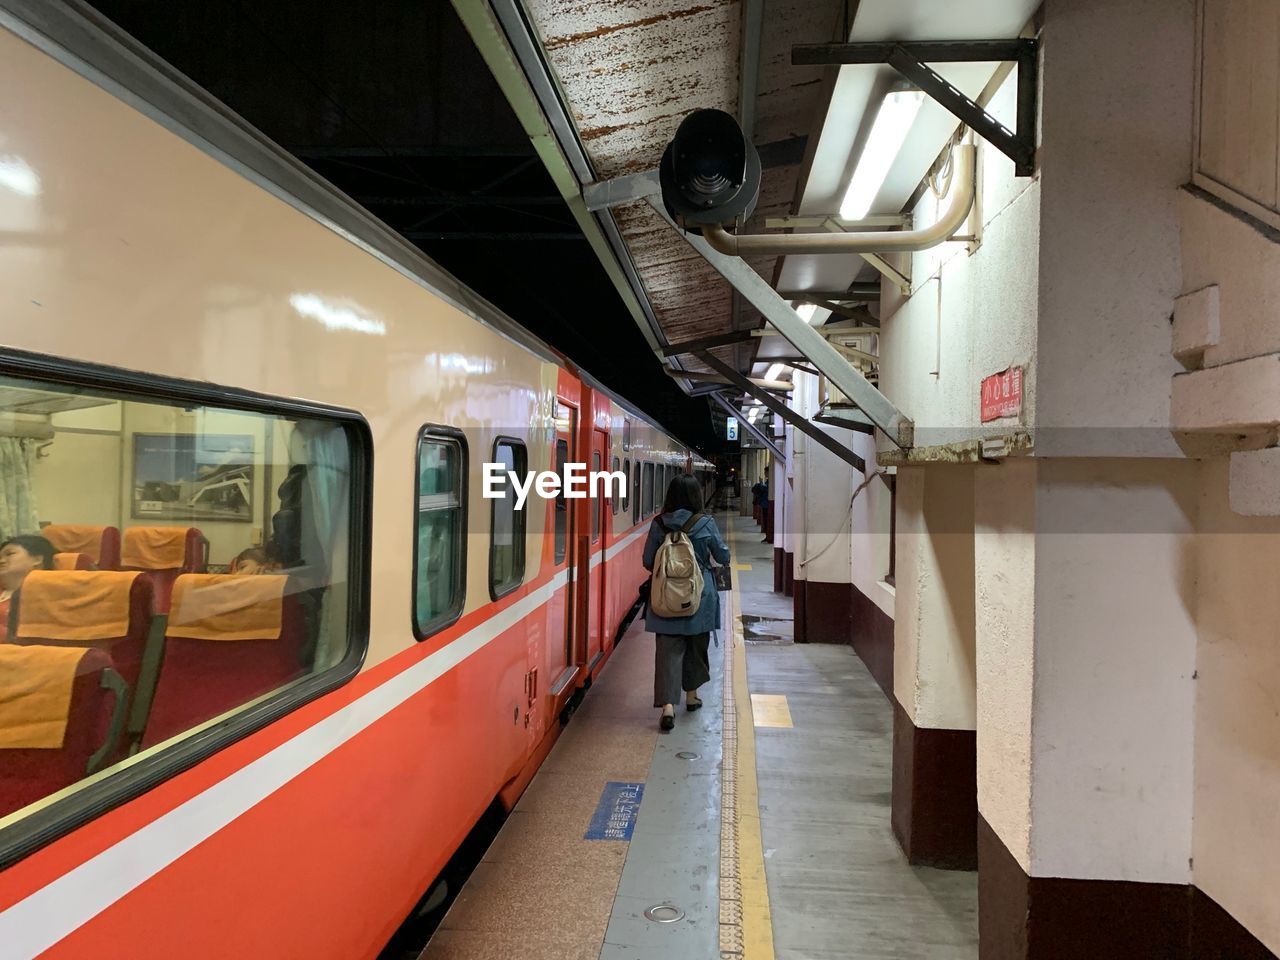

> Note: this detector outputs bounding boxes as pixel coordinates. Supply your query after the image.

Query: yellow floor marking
[733,562,752,571]
[749,694,793,729]
[725,517,776,960]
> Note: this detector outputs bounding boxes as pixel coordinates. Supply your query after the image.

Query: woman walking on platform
[642,472,730,731]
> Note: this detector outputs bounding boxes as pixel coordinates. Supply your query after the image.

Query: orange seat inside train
[40,525,121,570]
[11,570,154,704]
[120,526,210,612]
[0,644,128,819]
[142,574,306,748]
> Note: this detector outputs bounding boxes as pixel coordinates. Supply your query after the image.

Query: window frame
[643,461,655,517]
[412,424,468,641]
[488,436,527,601]
[553,438,569,564]
[631,460,640,525]
[612,456,621,517]
[0,346,373,870]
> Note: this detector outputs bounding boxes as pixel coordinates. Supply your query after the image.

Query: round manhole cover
[644,904,685,924]
[675,751,700,760]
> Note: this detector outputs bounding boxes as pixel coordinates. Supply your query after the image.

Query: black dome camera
[659,109,761,234]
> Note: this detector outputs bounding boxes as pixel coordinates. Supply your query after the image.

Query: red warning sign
[980,366,1024,422]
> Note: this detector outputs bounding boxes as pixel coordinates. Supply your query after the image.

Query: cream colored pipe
[704,144,976,257]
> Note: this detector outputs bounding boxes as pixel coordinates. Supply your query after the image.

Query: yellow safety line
[718,515,775,960]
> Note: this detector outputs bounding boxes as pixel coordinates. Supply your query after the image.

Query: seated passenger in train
[229,546,281,575]
[0,535,56,640]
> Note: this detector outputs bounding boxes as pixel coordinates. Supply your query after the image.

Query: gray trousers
[654,632,711,707]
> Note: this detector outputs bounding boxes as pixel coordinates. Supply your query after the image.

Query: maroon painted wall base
[783,552,794,596]
[794,580,853,645]
[850,583,893,698]
[890,700,976,870]
[978,817,1277,959]
[793,579,808,643]
[773,547,785,592]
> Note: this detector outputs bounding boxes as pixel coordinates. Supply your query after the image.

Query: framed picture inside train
[131,432,256,522]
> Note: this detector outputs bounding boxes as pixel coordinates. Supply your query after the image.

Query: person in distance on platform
[0,534,56,640]
[642,473,729,732]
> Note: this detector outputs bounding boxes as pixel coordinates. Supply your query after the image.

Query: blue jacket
[642,509,730,635]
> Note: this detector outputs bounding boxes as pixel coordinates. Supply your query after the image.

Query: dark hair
[661,473,704,515]
[1,535,56,571]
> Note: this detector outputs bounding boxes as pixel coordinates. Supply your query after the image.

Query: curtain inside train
[298,421,351,670]
[0,437,40,539]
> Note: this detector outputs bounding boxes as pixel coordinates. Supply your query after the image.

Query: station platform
[420,513,977,960]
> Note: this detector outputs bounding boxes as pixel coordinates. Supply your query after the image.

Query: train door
[550,400,579,706]
[586,427,608,673]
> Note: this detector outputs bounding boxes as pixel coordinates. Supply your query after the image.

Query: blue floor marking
[585,781,645,841]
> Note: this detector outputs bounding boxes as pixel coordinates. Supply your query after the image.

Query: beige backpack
[650,514,705,618]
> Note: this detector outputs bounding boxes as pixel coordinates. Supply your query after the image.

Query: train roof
[7,0,702,455]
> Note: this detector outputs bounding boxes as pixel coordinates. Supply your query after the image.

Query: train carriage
[0,4,713,957]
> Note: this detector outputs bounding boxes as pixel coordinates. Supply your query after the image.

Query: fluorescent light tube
[794,302,818,324]
[839,89,924,221]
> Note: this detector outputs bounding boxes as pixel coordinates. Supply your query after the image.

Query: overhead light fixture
[839,88,925,222]
[748,407,760,423]
[794,302,818,324]
[765,363,787,382]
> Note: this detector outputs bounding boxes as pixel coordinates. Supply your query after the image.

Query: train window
[591,452,602,543]
[553,439,568,564]
[489,439,526,600]
[631,461,640,524]
[612,457,621,517]
[642,462,654,517]
[414,429,466,639]
[0,365,366,840]
[658,465,668,506]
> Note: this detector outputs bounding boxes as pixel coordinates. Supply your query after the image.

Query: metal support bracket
[859,252,911,294]
[648,196,913,448]
[792,39,1039,177]
[814,408,876,435]
[699,352,867,473]
[711,393,786,461]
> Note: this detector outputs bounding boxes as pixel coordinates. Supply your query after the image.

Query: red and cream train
[0,4,712,957]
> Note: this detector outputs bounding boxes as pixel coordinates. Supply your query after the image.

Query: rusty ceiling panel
[521,0,844,378]
[525,0,741,176]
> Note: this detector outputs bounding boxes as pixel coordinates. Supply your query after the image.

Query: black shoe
[686,700,703,712]
[660,714,675,731]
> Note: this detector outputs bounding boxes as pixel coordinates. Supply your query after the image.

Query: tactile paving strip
[718,555,745,957]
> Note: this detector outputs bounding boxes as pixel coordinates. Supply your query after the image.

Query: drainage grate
[675,751,700,760]
[643,904,685,924]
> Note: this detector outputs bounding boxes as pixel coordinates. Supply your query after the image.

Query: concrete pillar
[975,459,1198,958]
[891,464,977,869]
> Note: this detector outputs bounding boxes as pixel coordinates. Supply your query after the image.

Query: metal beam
[814,414,875,435]
[698,352,866,473]
[792,39,1034,65]
[582,170,662,211]
[777,285,882,300]
[661,329,758,358]
[711,394,785,461]
[648,197,913,447]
